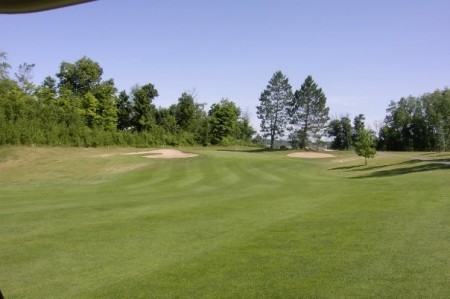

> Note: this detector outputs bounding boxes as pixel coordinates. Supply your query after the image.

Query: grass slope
[1,147,449,298]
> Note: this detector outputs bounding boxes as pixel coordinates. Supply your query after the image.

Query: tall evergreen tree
[256,71,293,149]
[290,75,329,148]
[352,114,365,146]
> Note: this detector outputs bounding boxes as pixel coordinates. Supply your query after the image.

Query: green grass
[1,147,449,298]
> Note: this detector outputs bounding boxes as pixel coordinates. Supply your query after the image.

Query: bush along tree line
[0,53,255,147]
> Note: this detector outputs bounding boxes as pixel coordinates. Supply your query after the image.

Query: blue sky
[2,0,450,130]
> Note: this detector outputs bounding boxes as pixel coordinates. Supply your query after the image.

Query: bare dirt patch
[287,152,335,159]
[123,149,198,159]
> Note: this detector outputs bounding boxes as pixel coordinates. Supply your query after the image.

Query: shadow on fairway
[349,159,424,172]
[350,162,450,179]
[328,165,365,170]
[419,153,450,158]
[418,158,450,163]
[329,159,420,171]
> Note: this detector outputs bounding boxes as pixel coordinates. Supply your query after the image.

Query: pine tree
[256,71,293,149]
[290,75,329,149]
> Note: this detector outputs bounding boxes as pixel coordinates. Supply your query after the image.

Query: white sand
[123,149,198,159]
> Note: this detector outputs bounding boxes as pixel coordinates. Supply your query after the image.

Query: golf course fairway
[1,147,449,298]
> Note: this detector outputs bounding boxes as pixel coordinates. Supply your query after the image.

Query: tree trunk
[270,133,274,149]
[364,157,367,165]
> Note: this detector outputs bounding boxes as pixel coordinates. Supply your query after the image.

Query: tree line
[256,70,448,152]
[1,51,448,152]
[0,53,254,147]
[325,89,449,152]
[377,90,449,151]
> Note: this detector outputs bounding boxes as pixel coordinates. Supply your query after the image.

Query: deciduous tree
[56,56,103,95]
[208,99,241,145]
[131,83,158,132]
[175,92,196,131]
[116,90,132,130]
[355,128,376,165]
[327,115,352,150]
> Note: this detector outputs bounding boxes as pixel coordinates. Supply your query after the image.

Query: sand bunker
[122,149,198,159]
[287,152,334,159]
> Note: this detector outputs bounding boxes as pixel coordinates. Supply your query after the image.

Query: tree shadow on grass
[418,153,450,158]
[329,159,420,171]
[349,159,424,172]
[329,165,364,170]
[416,158,450,164]
[350,162,450,179]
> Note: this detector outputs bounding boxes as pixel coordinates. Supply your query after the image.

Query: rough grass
[0,147,449,298]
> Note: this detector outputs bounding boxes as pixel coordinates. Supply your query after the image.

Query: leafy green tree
[56,56,103,95]
[190,102,209,145]
[290,75,329,148]
[91,79,118,131]
[208,99,241,145]
[355,128,376,165]
[42,76,57,93]
[257,71,293,149]
[56,57,118,131]
[35,81,57,106]
[423,89,450,151]
[131,83,158,132]
[327,115,353,150]
[380,96,429,151]
[116,90,133,130]
[82,92,100,128]
[155,106,178,135]
[35,76,58,105]
[175,92,196,131]
[195,116,210,146]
